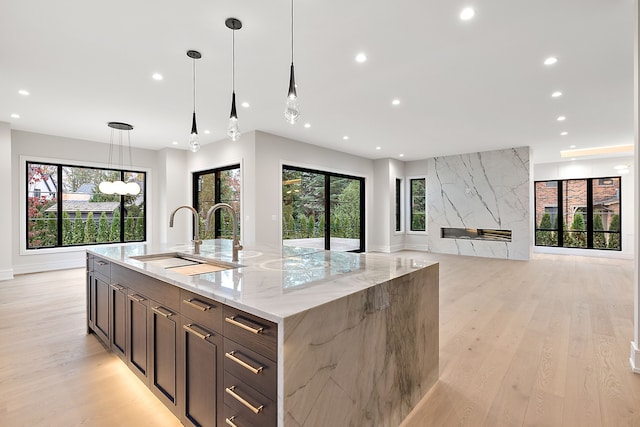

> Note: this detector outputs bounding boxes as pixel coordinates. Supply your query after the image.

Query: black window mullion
[56,165,64,246]
[214,171,222,238]
[324,175,330,250]
[359,177,365,252]
[556,180,563,246]
[586,178,594,248]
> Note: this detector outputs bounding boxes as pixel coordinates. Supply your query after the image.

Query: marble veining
[427,146,530,260]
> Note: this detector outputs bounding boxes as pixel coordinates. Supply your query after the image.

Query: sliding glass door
[282,166,364,252]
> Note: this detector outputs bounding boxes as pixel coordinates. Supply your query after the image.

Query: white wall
[10,130,159,274]
[534,156,634,259]
[0,122,12,280]
[370,159,406,253]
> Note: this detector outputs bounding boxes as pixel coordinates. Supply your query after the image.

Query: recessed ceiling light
[10,113,20,118]
[560,144,633,158]
[399,154,405,157]
[355,53,367,63]
[343,136,349,140]
[560,131,568,136]
[544,57,558,66]
[172,141,179,145]
[619,169,630,174]
[460,7,475,20]
[376,146,381,150]
[557,116,566,121]
[304,123,311,128]
[614,165,628,170]
[241,102,250,108]
[570,158,576,161]
[551,91,562,98]
[18,89,29,96]
[152,73,163,80]
[392,99,400,106]
[569,145,576,148]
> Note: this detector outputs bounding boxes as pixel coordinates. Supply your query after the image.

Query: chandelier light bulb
[189,131,200,152]
[99,181,115,195]
[285,95,301,124]
[125,181,141,195]
[227,117,241,141]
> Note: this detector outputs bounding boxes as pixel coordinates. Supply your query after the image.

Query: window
[395,178,402,232]
[409,178,426,232]
[534,177,620,250]
[282,165,364,252]
[193,165,241,240]
[26,161,146,249]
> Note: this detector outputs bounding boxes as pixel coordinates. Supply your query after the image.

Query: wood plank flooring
[0,252,638,426]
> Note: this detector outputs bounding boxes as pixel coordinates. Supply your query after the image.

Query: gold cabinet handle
[225,416,238,427]
[183,298,213,311]
[95,260,108,266]
[152,306,174,318]
[183,323,211,340]
[225,351,264,375]
[129,294,146,302]
[225,316,264,334]
[110,284,125,291]
[225,386,264,414]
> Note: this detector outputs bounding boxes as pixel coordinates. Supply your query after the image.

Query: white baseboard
[403,243,429,252]
[12,259,85,276]
[0,268,14,281]
[630,342,640,374]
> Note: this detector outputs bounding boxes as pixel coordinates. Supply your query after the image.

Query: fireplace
[441,227,512,242]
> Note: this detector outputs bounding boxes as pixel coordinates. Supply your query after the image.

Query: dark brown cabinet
[110,284,127,359]
[127,291,149,383]
[150,303,180,415]
[86,255,278,427]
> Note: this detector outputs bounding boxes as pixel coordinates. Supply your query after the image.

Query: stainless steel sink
[130,252,243,275]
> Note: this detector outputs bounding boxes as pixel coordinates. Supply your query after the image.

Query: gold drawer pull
[225,386,264,414]
[183,298,213,311]
[225,316,264,334]
[225,416,238,427]
[95,260,108,266]
[111,284,125,291]
[152,306,174,318]
[129,294,145,302]
[225,351,264,374]
[183,323,211,340]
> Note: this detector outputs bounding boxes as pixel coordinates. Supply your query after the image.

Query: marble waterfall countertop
[88,240,437,323]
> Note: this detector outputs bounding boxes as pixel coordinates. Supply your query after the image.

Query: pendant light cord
[291,0,294,63]
[192,57,196,113]
[232,29,236,92]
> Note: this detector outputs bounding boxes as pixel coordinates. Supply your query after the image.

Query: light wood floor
[0,253,638,426]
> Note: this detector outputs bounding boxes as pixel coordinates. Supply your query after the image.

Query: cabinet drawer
[180,290,222,332]
[223,372,276,427]
[93,256,111,280]
[223,338,276,400]
[223,306,277,361]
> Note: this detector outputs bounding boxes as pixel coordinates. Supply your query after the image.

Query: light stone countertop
[88,240,437,323]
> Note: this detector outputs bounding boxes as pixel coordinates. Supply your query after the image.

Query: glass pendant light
[187,50,202,153]
[99,122,141,196]
[284,0,300,124]
[226,18,242,141]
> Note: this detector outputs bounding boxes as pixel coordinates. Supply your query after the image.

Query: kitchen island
[87,241,439,426]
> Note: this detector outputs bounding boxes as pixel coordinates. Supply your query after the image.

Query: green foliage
[85,212,96,243]
[97,212,110,243]
[135,215,145,240]
[306,214,315,237]
[592,214,607,249]
[72,211,84,244]
[535,213,556,246]
[110,209,121,242]
[608,214,621,250]
[567,212,587,248]
[125,211,136,241]
[298,214,308,238]
[62,211,73,245]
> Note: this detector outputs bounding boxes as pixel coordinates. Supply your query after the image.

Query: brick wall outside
[535,178,620,230]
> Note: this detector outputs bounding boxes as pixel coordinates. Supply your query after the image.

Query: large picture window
[26,161,146,249]
[193,165,241,240]
[534,177,621,250]
[282,166,364,252]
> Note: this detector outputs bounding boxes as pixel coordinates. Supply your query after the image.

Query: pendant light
[187,50,202,153]
[98,122,141,196]
[284,0,300,124]
[226,18,242,141]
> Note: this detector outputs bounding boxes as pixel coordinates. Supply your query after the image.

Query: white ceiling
[0,0,634,163]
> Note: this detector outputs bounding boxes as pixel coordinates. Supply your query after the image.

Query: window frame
[395,177,403,233]
[192,164,241,240]
[407,176,427,234]
[534,176,621,251]
[22,157,147,253]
